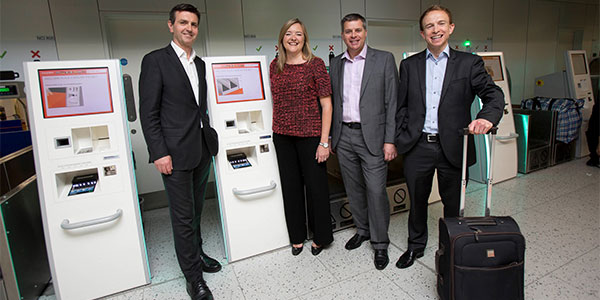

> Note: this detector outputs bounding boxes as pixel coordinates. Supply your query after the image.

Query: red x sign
[275,45,279,51]
[329,45,334,51]
[31,50,40,58]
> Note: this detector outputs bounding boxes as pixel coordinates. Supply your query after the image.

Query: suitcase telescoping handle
[459,127,497,218]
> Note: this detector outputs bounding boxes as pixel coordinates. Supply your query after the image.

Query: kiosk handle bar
[232,180,277,196]
[61,209,123,230]
[495,132,519,141]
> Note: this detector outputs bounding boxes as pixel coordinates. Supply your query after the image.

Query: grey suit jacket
[330,46,399,156]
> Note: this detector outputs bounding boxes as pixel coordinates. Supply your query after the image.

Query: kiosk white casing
[534,50,595,157]
[470,52,518,184]
[24,60,150,300]
[203,56,289,262]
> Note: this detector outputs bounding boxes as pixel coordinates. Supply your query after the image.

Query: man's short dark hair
[341,13,367,31]
[169,3,200,23]
[419,5,453,31]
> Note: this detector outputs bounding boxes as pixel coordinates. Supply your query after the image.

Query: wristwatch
[319,142,329,148]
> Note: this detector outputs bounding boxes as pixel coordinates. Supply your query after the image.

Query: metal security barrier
[0,147,51,300]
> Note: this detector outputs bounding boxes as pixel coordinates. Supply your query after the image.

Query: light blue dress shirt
[423,45,450,134]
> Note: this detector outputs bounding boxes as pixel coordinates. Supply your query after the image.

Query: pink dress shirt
[342,46,367,123]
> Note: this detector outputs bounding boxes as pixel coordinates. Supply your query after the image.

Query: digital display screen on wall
[38,67,114,118]
[571,53,587,75]
[211,62,265,104]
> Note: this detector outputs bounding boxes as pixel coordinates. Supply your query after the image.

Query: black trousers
[273,133,333,246]
[586,100,599,161]
[404,134,462,250]
[162,141,211,284]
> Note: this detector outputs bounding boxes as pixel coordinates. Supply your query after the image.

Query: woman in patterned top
[270,18,334,256]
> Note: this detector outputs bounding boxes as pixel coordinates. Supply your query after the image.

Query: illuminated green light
[0,88,9,92]
[463,40,471,47]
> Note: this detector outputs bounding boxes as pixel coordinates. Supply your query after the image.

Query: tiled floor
[43,159,599,299]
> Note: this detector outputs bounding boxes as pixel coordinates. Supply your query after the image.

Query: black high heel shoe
[291,245,303,256]
[311,244,323,256]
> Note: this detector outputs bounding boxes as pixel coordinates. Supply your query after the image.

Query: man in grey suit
[329,13,398,270]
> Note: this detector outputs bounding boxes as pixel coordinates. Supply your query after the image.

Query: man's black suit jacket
[139,44,217,170]
[395,48,504,168]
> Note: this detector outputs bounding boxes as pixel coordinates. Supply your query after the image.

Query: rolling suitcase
[436,128,526,300]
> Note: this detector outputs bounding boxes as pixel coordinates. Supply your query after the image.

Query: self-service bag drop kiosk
[469,52,518,184]
[534,50,595,158]
[23,60,150,300]
[203,56,289,262]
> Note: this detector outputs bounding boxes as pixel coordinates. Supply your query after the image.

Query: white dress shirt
[170,41,199,106]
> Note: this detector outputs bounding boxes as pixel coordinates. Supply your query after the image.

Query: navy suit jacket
[139,44,217,170]
[395,48,504,168]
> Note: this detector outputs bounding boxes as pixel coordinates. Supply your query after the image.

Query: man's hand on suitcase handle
[467,118,495,135]
[462,122,498,135]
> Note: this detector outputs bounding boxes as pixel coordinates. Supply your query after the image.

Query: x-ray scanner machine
[469,52,519,183]
[534,50,595,158]
[204,56,289,262]
[23,60,150,300]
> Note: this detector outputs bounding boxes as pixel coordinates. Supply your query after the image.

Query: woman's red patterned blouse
[269,57,332,137]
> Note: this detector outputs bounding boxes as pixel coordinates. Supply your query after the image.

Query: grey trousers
[335,126,390,249]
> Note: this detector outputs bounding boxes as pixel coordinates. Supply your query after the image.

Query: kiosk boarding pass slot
[227,153,251,169]
[68,173,98,196]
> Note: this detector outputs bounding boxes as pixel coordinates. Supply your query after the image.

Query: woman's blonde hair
[276,18,314,74]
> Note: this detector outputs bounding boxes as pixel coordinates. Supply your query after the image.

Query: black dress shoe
[396,249,425,269]
[345,234,369,250]
[291,246,303,256]
[374,249,389,270]
[586,158,600,168]
[199,251,222,273]
[311,245,324,256]
[186,280,214,300]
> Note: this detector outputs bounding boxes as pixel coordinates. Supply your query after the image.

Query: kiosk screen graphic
[482,56,504,82]
[212,62,265,104]
[38,67,114,118]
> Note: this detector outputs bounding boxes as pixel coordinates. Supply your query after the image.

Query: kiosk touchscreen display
[571,53,587,75]
[482,56,504,82]
[38,67,114,118]
[211,62,266,104]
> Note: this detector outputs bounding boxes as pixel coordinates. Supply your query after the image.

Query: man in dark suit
[139,4,219,300]
[329,13,398,270]
[395,5,504,269]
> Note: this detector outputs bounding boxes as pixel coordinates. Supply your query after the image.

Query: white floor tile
[314,229,380,281]
[382,255,438,300]
[525,274,597,300]
[299,269,413,300]
[142,278,189,300]
[547,247,599,296]
[232,246,337,300]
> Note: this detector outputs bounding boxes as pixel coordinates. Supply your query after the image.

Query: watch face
[320,142,329,148]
